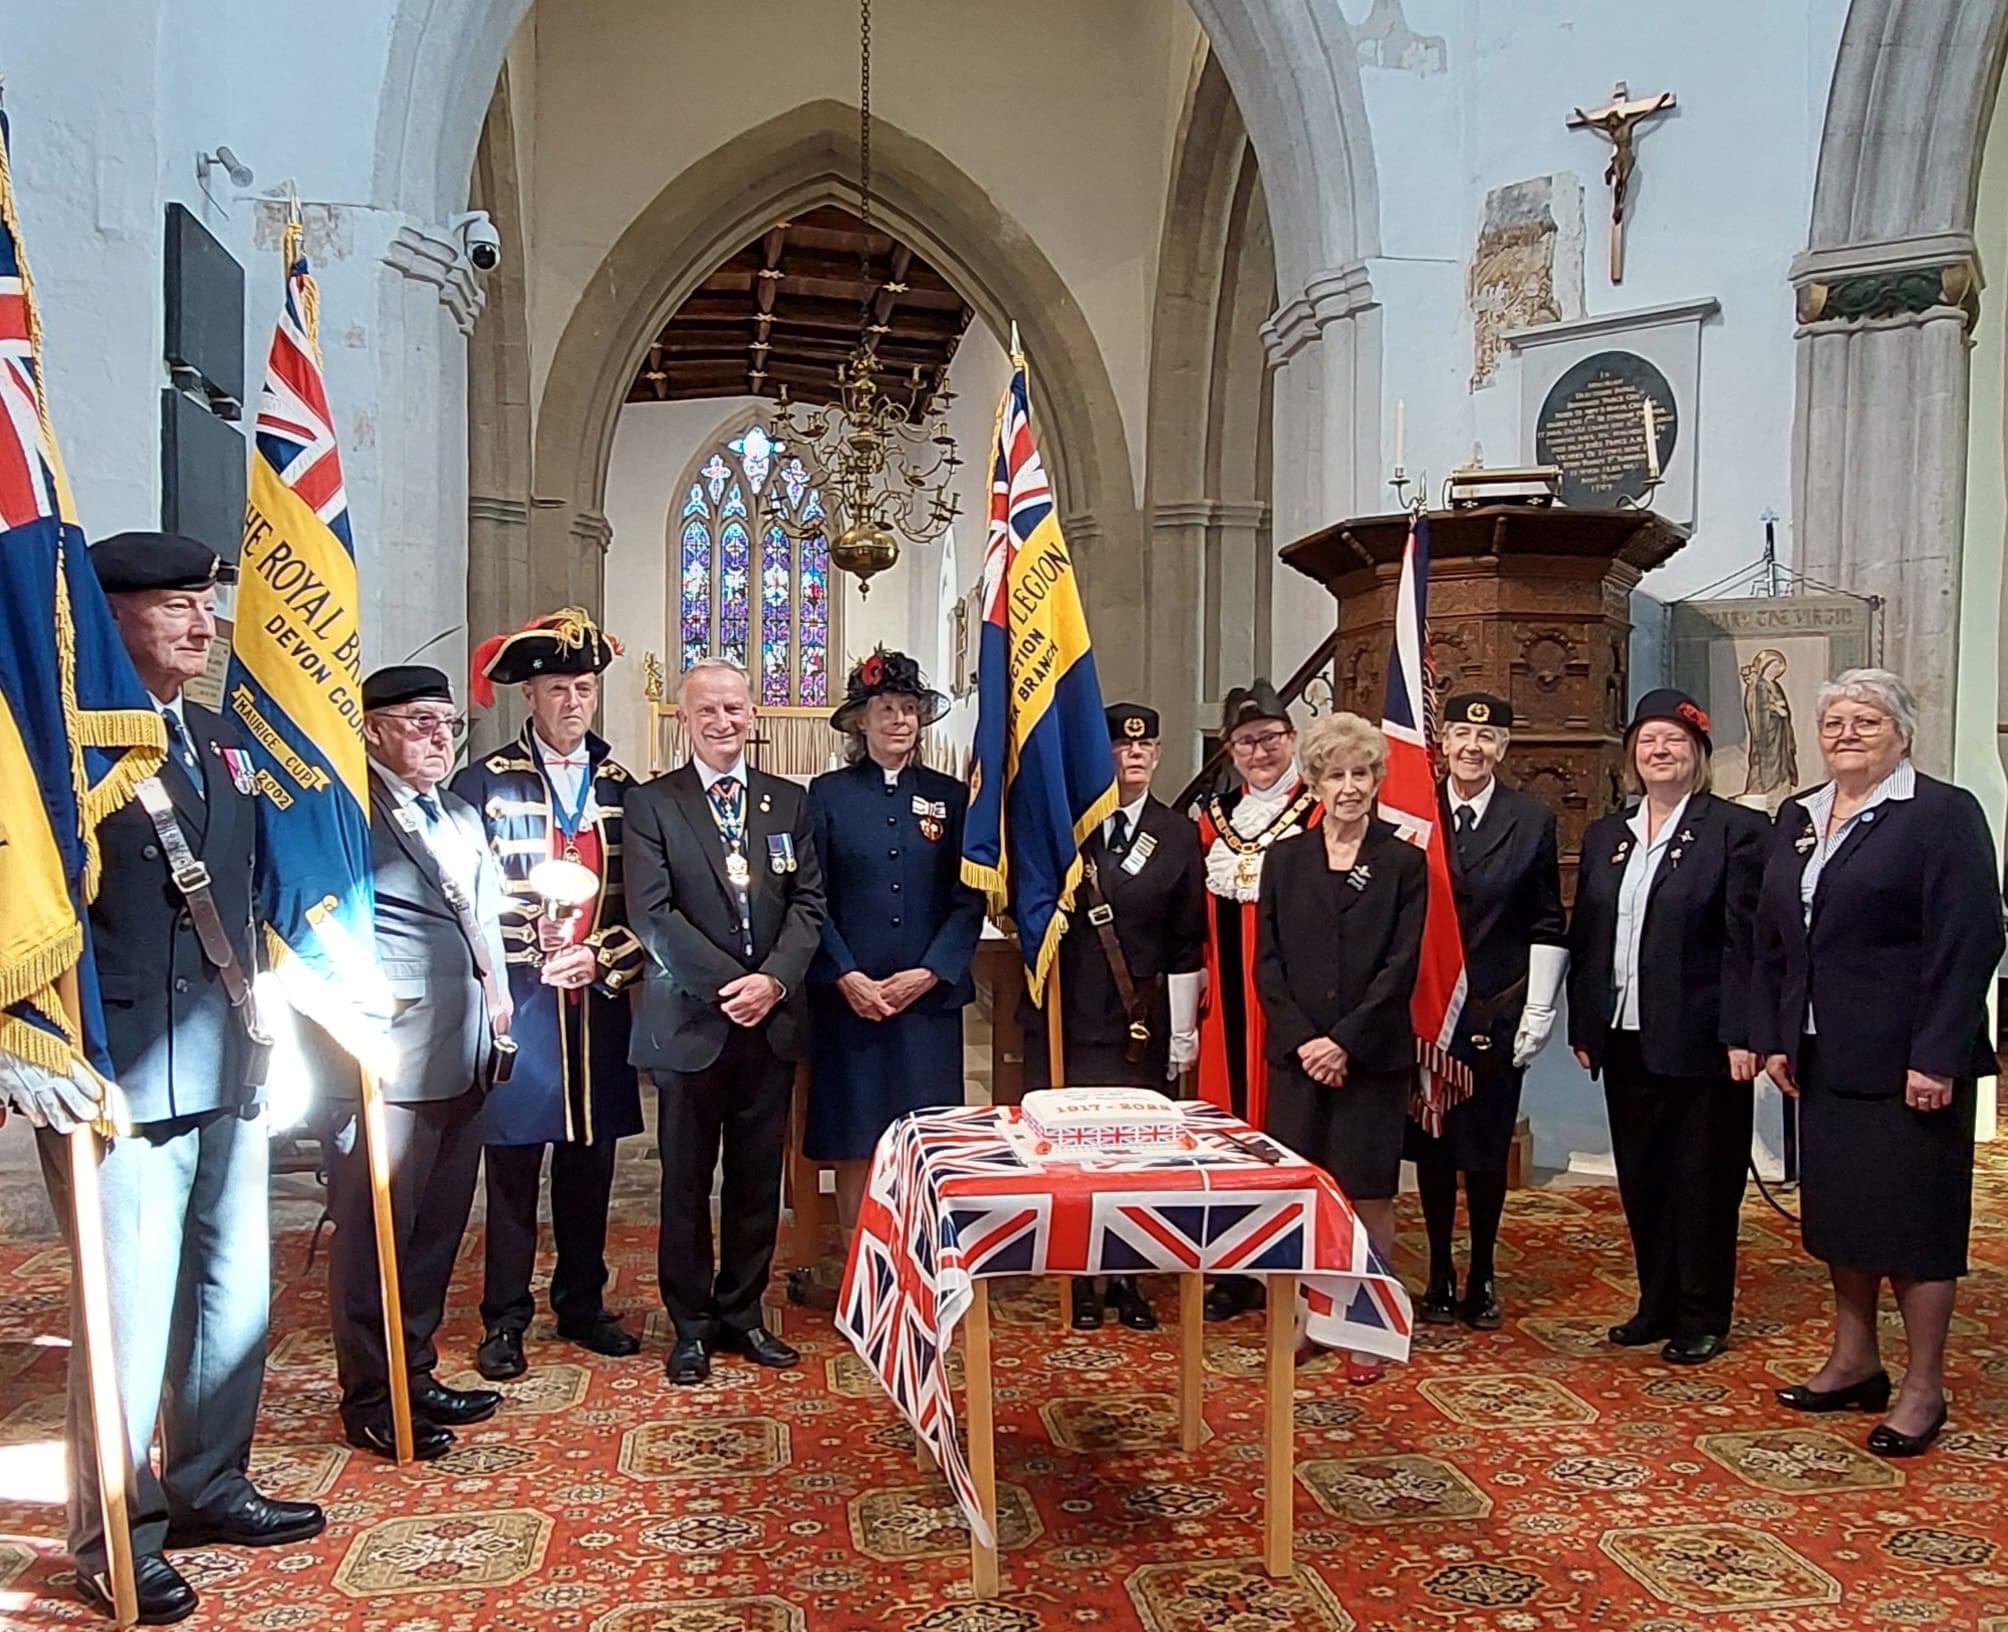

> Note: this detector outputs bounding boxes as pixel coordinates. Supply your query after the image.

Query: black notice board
[164,203,245,417]
[161,389,246,562]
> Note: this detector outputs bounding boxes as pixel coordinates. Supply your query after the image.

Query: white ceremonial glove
[1511,943,1570,1069]
[1167,971,1202,1080]
[0,1050,102,1134]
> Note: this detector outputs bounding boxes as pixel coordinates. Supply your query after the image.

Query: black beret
[1443,692,1513,729]
[1106,703,1159,743]
[1221,680,1290,737]
[90,531,236,593]
[362,665,454,712]
[1627,687,1712,752]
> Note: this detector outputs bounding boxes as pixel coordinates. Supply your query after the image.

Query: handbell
[527,856,599,922]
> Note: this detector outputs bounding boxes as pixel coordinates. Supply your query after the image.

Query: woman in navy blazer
[1567,689,1769,1366]
[805,651,983,1264]
[1752,668,2003,1458]
[1255,712,1426,1384]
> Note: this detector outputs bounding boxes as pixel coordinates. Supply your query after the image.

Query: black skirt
[1403,1054,1523,1173]
[1798,1040,1976,1281]
[1268,1065,1409,1201]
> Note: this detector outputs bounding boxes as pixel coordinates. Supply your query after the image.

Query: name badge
[392,806,420,833]
[1121,831,1157,876]
[767,832,797,874]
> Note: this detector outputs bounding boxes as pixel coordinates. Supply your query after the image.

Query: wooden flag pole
[55,970,139,1628]
[357,1069,415,1463]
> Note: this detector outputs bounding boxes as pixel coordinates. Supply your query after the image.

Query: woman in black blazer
[1752,668,2004,1458]
[1256,712,1426,1383]
[1568,689,1769,1366]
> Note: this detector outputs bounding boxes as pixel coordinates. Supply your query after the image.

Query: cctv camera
[450,210,501,273]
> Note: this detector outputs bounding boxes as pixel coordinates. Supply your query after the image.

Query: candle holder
[1388,467,1413,509]
[1617,473,1665,511]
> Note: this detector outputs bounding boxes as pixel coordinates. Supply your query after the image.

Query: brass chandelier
[770,0,962,597]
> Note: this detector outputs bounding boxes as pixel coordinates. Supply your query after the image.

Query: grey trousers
[36,1108,270,1574]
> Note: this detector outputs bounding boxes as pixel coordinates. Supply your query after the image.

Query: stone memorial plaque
[1534,350,1675,508]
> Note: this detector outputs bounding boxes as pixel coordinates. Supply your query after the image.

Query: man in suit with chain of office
[624,657,827,1385]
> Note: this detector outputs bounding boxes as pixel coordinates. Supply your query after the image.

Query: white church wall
[520,0,1199,508]
[1339,0,1850,616]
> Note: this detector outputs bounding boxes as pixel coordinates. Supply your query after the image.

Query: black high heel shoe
[1775,1370,1892,1414]
[1867,1404,1948,1459]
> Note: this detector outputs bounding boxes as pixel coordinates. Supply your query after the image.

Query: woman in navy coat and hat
[1567,689,1769,1365]
[806,650,984,1261]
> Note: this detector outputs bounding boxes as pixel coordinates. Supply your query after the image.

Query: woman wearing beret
[1753,668,2003,1457]
[806,651,984,1266]
[1406,692,1567,1330]
[1567,690,1769,1364]
[1256,713,1426,1384]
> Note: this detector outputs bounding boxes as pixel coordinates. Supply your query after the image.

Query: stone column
[1790,231,1980,772]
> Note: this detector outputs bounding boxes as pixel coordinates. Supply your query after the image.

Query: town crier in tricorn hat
[451,607,648,1379]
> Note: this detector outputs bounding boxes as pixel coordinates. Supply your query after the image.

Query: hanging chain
[858,0,873,238]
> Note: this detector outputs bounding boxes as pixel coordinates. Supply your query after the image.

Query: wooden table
[834,1103,1412,1599]
[957,1270,1299,1595]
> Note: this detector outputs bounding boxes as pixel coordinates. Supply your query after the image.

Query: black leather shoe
[77,1553,198,1624]
[1776,1369,1892,1414]
[1071,1278,1105,1330]
[557,1312,642,1358]
[1608,1315,1669,1347]
[476,1327,527,1381]
[413,1378,501,1426]
[1460,1279,1503,1330]
[165,1490,326,1549]
[1203,1277,1262,1322]
[719,1324,800,1368]
[1419,1276,1459,1326]
[667,1338,710,1385]
[344,1418,455,1461]
[1868,1404,1948,1458]
[1108,1276,1159,1332]
[1661,1332,1726,1365]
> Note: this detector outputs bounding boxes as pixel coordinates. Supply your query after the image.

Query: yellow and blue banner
[0,107,165,1081]
[960,359,1117,999]
[224,220,385,1051]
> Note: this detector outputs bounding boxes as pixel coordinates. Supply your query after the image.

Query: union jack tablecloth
[836,1102,1414,1541]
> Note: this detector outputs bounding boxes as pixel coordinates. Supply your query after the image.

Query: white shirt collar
[1804,759,1917,828]
[695,755,749,791]
[1108,791,1149,834]
[1448,776,1496,826]
[369,760,436,807]
[533,730,592,768]
[150,690,186,729]
[1625,792,1690,848]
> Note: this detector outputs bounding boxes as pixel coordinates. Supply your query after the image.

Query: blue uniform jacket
[807,758,984,1007]
[450,727,646,1146]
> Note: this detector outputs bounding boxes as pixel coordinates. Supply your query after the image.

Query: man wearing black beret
[311,665,512,1460]
[32,533,321,1624]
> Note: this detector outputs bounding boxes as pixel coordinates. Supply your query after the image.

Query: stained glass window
[672,419,835,706]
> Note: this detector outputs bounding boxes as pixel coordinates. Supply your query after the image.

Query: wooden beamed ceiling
[628,204,974,410]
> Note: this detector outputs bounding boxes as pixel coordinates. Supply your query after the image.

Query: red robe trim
[1194,781,1323,1131]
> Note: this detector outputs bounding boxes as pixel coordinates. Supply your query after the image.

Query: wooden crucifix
[1568,80,1676,284]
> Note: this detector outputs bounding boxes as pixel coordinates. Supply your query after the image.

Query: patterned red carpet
[3,1153,2007,1631]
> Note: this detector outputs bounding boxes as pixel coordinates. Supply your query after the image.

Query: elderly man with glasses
[1193,680,1324,1321]
[311,665,513,1461]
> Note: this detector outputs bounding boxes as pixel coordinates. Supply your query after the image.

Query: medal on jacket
[726,850,751,887]
[543,746,595,863]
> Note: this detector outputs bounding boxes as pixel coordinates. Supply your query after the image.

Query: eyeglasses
[378,711,464,741]
[1229,728,1292,754]
[1816,715,1891,741]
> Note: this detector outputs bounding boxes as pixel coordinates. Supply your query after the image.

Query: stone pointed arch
[523,98,1143,680]
[374,0,532,217]
[1791,0,2008,772]
[1144,46,1277,775]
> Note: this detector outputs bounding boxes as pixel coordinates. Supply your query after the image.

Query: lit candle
[1393,399,1406,474]
[1642,397,1660,481]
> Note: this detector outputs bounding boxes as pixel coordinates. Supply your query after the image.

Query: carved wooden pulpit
[1281,504,1686,895]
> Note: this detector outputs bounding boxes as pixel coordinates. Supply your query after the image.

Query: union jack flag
[254,270,349,537]
[838,1103,1413,1542]
[1377,513,1472,1131]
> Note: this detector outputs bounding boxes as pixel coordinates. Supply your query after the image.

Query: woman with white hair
[1254,712,1426,1384]
[1752,667,2003,1458]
